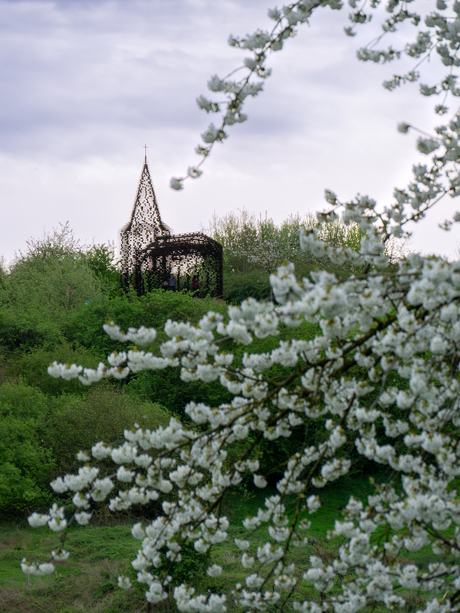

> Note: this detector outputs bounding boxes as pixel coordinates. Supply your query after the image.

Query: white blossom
[234,538,250,550]
[28,513,50,528]
[111,443,137,464]
[52,549,70,561]
[118,575,132,589]
[254,474,267,488]
[48,518,67,532]
[75,511,92,525]
[21,559,55,577]
[91,442,112,460]
[207,564,223,577]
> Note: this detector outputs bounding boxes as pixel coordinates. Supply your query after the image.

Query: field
[0,475,439,613]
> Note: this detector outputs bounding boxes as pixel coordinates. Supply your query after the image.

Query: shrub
[5,341,101,395]
[0,312,46,356]
[0,383,54,513]
[42,385,171,476]
[64,290,226,358]
[0,381,171,514]
[223,271,271,304]
[81,243,120,296]
[0,224,109,345]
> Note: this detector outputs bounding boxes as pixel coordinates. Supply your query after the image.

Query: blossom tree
[207,210,304,276]
[207,210,370,278]
[23,1,460,612]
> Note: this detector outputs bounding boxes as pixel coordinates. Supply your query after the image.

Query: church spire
[132,159,165,237]
[120,151,171,274]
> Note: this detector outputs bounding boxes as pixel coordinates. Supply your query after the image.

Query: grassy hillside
[0,227,415,612]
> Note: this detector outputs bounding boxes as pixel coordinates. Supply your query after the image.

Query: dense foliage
[0,241,324,517]
[207,210,365,277]
[0,228,233,515]
[0,382,170,514]
[206,210,405,303]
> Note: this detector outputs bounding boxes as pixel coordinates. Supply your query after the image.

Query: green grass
[0,476,448,613]
[0,481,350,610]
[0,520,152,612]
[205,477,446,611]
[0,483,346,612]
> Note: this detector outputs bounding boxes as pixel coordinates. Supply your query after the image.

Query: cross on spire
[144,144,148,163]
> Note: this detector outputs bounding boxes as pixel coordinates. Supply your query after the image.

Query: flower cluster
[28,206,460,610]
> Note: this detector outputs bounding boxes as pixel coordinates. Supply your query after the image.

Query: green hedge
[0,381,171,514]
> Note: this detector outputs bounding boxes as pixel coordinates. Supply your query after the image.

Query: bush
[0,381,171,514]
[3,257,103,330]
[5,341,101,395]
[42,385,171,476]
[0,312,46,356]
[125,368,233,419]
[0,383,55,513]
[0,225,109,346]
[64,290,226,358]
[223,271,271,304]
[81,243,120,296]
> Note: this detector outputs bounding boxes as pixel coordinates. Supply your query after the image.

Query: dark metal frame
[120,160,223,298]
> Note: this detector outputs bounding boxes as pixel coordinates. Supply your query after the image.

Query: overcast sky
[1,0,458,264]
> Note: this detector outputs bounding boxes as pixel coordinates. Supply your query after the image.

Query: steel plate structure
[120,158,223,297]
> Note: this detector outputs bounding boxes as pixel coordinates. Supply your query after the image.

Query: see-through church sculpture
[120,155,223,297]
